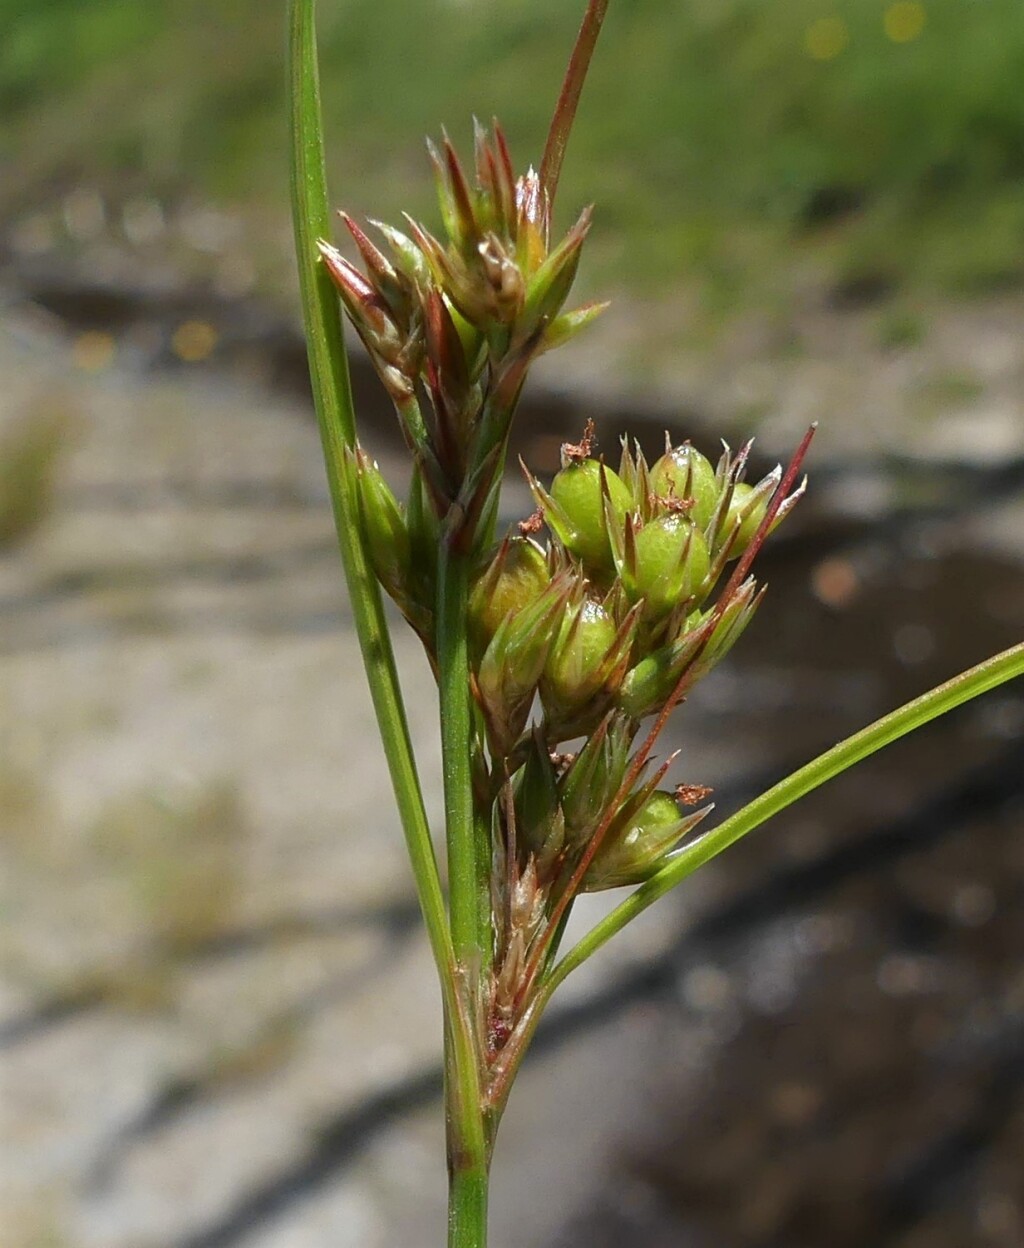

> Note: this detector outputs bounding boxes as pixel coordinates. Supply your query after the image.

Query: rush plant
[287,3,1024,1244]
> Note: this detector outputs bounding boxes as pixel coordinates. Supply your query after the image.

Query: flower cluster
[322,123,807,1062]
[320,121,604,551]
[474,424,804,1050]
[481,427,802,863]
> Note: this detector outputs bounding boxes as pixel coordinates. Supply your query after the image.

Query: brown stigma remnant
[675,783,714,807]
[560,417,596,465]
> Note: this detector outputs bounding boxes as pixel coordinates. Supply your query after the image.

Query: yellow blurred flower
[805,16,849,62]
[171,320,218,363]
[884,1,926,43]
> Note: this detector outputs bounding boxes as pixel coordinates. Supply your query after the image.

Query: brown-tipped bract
[325,121,601,544]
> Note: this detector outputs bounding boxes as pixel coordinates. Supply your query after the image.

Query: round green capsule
[649,444,718,529]
[629,791,684,841]
[723,482,768,558]
[586,790,687,889]
[631,515,710,618]
[469,537,550,643]
[542,597,617,714]
[550,458,633,572]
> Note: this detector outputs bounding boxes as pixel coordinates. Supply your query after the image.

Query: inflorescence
[319,121,809,1068]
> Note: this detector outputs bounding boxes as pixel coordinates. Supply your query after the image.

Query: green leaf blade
[286,0,455,986]
[547,640,1024,991]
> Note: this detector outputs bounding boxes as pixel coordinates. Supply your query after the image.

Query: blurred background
[1,1,1022,1246]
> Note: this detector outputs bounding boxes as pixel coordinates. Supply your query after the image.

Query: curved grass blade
[547,639,1024,992]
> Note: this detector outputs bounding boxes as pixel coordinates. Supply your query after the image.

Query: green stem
[447,1126,490,1248]
[437,543,491,966]
[444,982,490,1248]
[287,0,453,987]
[444,969,490,1247]
[487,639,1024,1113]
[435,538,492,1247]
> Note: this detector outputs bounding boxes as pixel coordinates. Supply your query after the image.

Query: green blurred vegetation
[2,0,1024,310]
[0,396,77,547]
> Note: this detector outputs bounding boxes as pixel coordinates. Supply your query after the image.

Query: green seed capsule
[475,574,570,756]
[631,515,710,618]
[723,482,768,557]
[356,456,410,599]
[585,790,691,890]
[549,459,633,571]
[632,791,684,837]
[649,444,718,529]
[616,622,708,719]
[542,597,617,716]
[469,537,550,644]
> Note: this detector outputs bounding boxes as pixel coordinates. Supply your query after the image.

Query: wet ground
[0,265,1022,1248]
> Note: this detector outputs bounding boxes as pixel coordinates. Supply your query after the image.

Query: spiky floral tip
[321,122,604,403]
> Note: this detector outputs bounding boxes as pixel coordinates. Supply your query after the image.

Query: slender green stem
[486,640,1024,1113]
[287,0,453,987]
[435,534,493,1247]
[447,1123,489,1248]
[444,990,490,1248]
[437,542,488,964]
